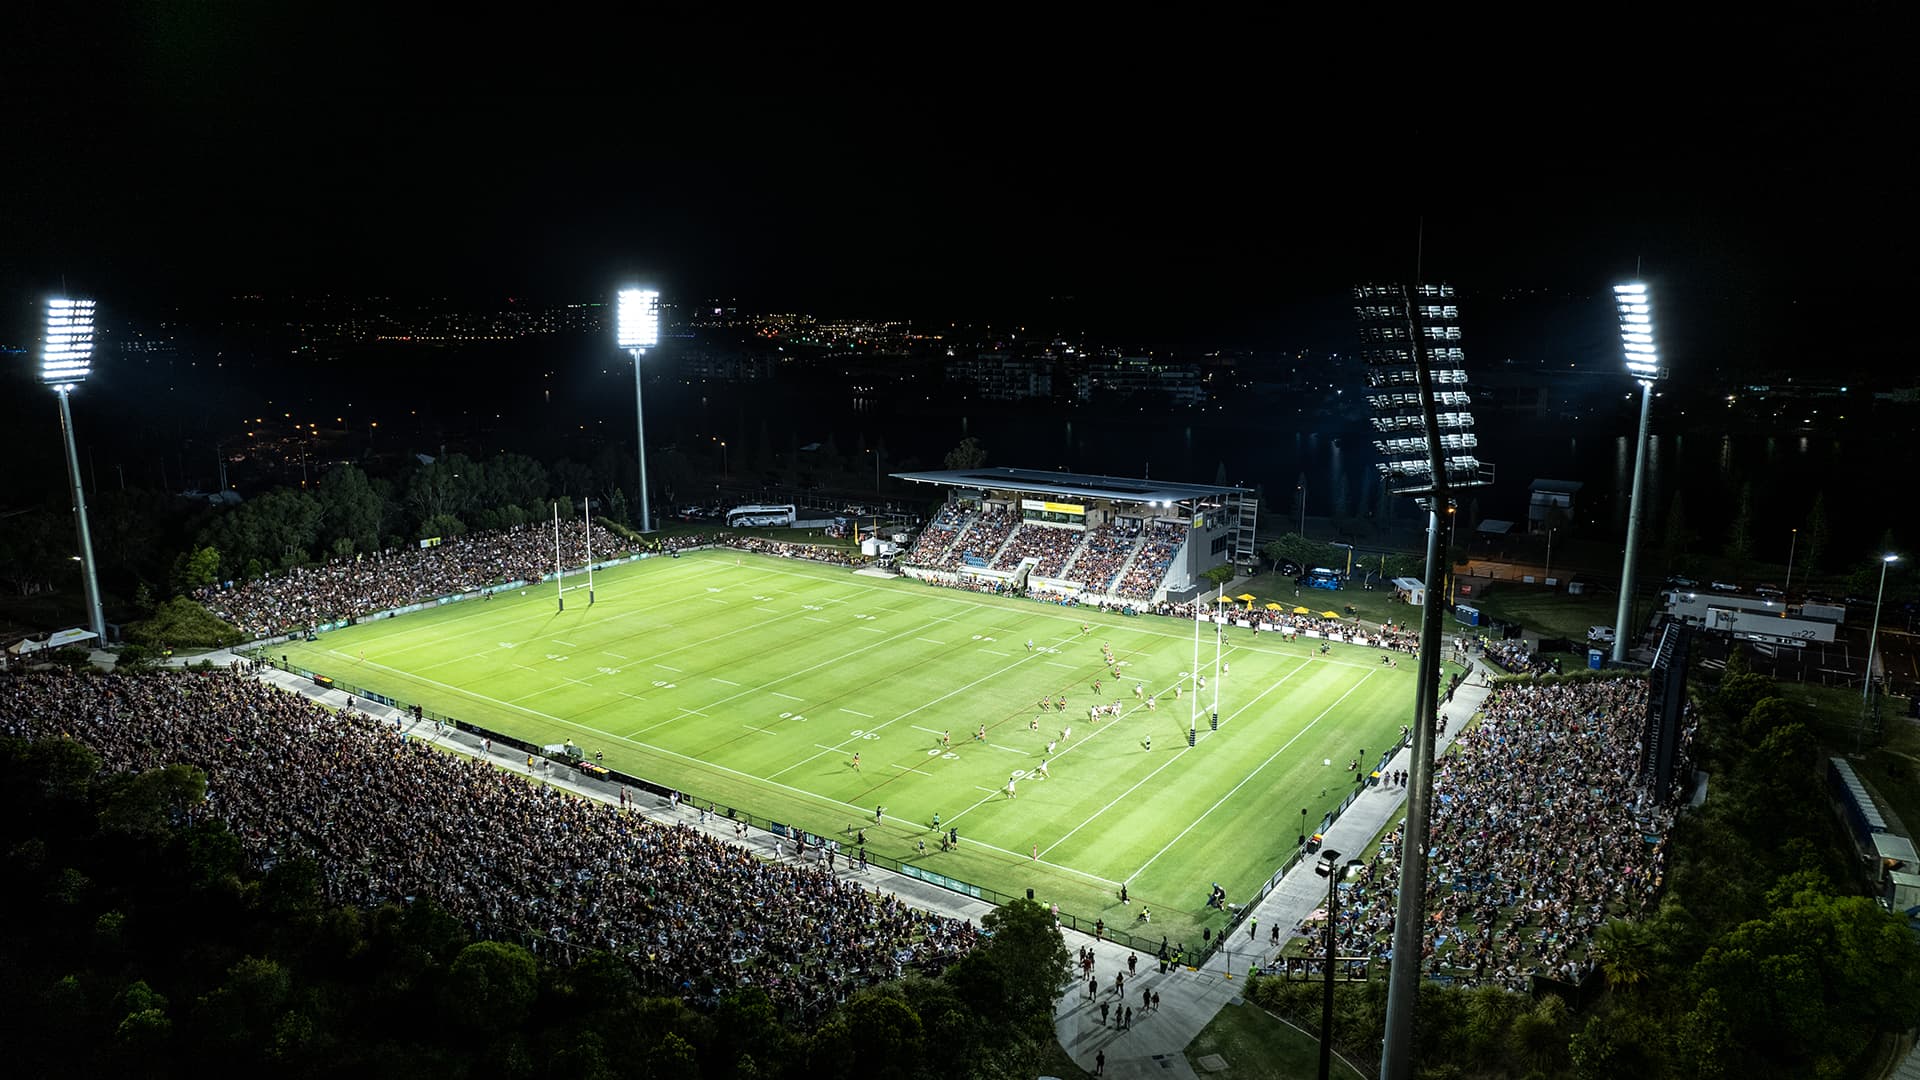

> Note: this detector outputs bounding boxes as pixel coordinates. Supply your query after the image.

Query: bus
[726,504,797,528]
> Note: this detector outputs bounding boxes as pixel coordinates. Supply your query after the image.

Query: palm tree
[1593,919,1653,993]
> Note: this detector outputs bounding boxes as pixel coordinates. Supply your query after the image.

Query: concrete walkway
[164,642,1495,1079]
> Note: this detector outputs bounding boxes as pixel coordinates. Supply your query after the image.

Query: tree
[97,763,207,840]
[1802,493,1829,577]
[316,465,385,554]
[445,940,539,1029]
[1723,481,1754,563]
[1202,564,1235,587]
[1593,919,1654,992]
[944,437,987,470]
[1660,492,1694,573]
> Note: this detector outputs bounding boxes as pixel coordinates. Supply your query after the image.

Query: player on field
[1037,758,1050,779]
[850,752,861,770]
[1006,774,1018,798]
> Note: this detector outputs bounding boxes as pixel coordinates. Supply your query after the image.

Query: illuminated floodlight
[41,298,97,387]
[1614,283,1662,380]
[617,288,659,350]
[1353,283,1492,498]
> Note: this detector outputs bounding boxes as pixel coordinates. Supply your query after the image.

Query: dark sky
[3,10,1913,352]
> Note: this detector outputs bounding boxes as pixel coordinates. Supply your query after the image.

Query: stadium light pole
[617,288,661,533]
[1354,283,1491,1080]
[1612,282,1662,663]
[1314,850,1363,1080]
[1865,554,1899,707]
[41,298,107,644]
[1785,528,1798,598]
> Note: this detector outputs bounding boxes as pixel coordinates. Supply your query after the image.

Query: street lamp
[1298,482,1307,538]
[1313,849,1363,1080]
[41,298,106,644]
[1865,554,1900,707]
[617,287,660,532]
[1612,282,1663,662]
[1785,528,1799,597]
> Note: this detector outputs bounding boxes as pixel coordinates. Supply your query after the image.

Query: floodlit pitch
[275,548,1425,946]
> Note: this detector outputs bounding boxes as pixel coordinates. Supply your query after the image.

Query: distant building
[1528,479,1582,532]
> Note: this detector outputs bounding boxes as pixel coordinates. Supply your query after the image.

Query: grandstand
[891,467,1255,606]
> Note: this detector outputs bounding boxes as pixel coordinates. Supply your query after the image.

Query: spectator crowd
[1295,677,1677,991]
[0,669,979,1018]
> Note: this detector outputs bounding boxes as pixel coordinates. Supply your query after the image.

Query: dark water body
[12,332,1911,566]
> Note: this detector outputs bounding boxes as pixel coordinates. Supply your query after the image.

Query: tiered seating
[1063,523,1135,591]
[936,508,1017,569]
[903,508,966,567]
[991,523,1083,577]
[1113,521,1186,599]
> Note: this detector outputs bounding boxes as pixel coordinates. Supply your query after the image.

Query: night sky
[4,11,1913,360]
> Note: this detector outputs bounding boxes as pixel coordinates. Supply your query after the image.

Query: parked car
[1588,625,1616,643]
[1665,575,1698,588]
[1709,580,1740,593]
[1754,583,1785,599]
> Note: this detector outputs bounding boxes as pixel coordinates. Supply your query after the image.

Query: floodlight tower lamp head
[616,287,660,351]
[41,297,97,390]
[1614,283,1662,383]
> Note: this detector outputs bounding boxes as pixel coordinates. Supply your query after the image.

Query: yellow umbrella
[1265,602,1284,611]
[1214,595,1235,603]
[1236,593,1256,601]
[1292,606,1311,615]
[1320,610,1341,619]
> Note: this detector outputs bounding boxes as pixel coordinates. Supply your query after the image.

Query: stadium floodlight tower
[1354,283,1491,1080]
[616,287,661,532]
[41,298,107,645]
[1612,282,1663,662]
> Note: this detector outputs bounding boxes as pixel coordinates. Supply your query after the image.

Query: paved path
[163,640,1496,1079]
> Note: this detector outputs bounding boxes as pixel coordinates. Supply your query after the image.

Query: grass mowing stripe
[1125,670,1378,882]
[1030,656,1317,856]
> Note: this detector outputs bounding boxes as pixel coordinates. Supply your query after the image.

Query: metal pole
[1865,557,1893,707]
[632,347,652,533]
[1785,528,1797,597]
[1545,528,1553,585]
[554,502,565,612]
[1381,506,1444,1080]
[584,495,595,605]
[1300,484,1307,538]
[56,390,107,643]
[1319,864,1338,1080]
[1613,380,1654,662]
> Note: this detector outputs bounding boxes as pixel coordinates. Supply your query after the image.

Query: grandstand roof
[890,467,1246,505]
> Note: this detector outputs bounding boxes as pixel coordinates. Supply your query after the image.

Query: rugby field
[273,549,1423,948]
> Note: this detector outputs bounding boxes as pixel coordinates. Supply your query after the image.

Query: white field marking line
[679,707,707,716]
[889,762,930,774]
[656,665,684,672]
[624,600,986,740]
[764,631,1080,780]
[711,677,740,686]
[375,564,854,675]
[1045,661,1078,669]
[604,652,630,659]
[1127,670,1380,882]
[329,651,931,824]
[814,744,848,753]
[856,626,886,634]
[990,743,1027,754]
[981,649,1012,656]
[915,779,1123,886]
[742,723,777,734]
[705,597,728,604]
[840,708,873,718]
[804,616,831,623]
[735,557,1399,665]
[915,637,947,645]
[1019,660,1319,856]
[552,639,577,647]
[368,565,721,656]
[910,724,946,737]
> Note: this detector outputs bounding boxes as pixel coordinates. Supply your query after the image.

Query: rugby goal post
[554,499,597,611]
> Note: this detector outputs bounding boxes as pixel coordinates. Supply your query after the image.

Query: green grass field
[272,549,1421,947]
